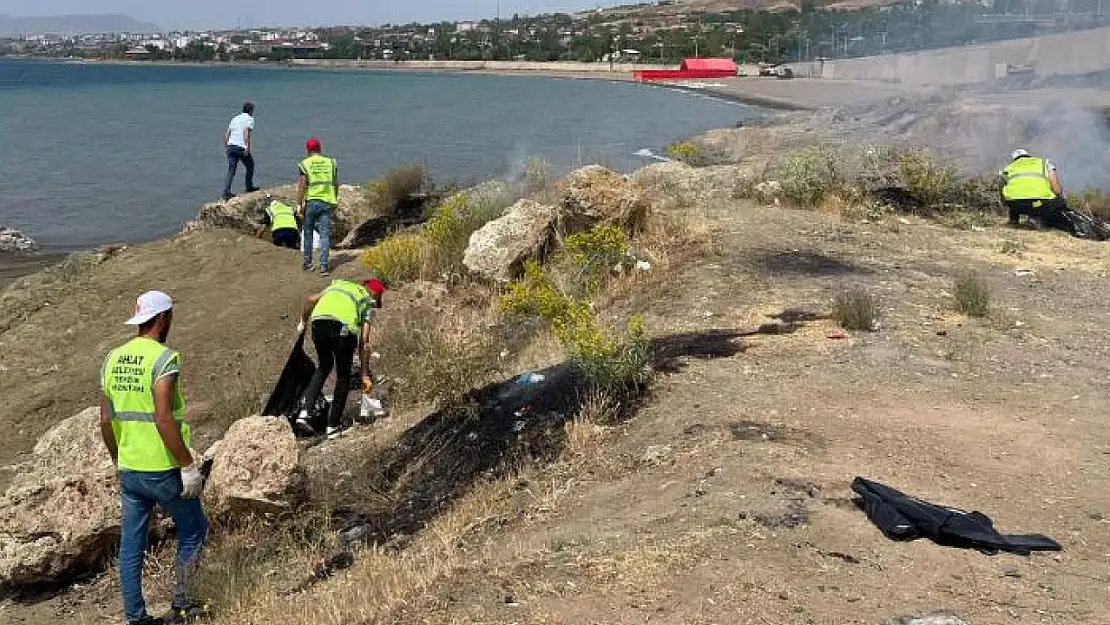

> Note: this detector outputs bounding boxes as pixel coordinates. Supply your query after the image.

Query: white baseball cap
[1011,148,1030,160]
[125,291,173,325]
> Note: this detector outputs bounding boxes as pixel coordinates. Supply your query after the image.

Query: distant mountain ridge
[0,13,161,37]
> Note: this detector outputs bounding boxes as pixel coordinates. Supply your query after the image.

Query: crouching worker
[1000,149,1078,235]
[296,278,385,439]
[257,197,300,249]
[100,291,208,625]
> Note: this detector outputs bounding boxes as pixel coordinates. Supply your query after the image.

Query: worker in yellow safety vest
[296,137,339,274]
[1000,149,1075,234]
[255,196,301,249]
[99,291,208,625]
[295,278,385,439]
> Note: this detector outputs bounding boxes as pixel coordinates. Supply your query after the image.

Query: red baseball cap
[363,278,385,296]
[306,137,321,153]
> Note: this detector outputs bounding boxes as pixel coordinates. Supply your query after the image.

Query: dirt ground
[5,79,1110,625]
[6,191,1110,624]
[0,230,372,473]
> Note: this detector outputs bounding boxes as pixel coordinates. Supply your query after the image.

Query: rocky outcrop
[632,162,759,209]
[184,185,369,244]
[561,165,651,233]
[204,416,304,516]
[463,199,558,283]
[0,226,38,254]
[0,408,118,586]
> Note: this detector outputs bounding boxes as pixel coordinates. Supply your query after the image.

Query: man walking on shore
[100,291,208,625]
[297,137,339,274]
[223,102,259,200]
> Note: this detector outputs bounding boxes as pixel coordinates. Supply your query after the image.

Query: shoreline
[0,252,68,289]
[0,62,908,285]
[11,55,842,111]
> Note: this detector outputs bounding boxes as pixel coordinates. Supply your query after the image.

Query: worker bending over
[1000,149,1076,234]
[256,197,300,249]
[297,278,385,439]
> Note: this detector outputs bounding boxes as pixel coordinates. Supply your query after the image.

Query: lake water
[0,60,761,250]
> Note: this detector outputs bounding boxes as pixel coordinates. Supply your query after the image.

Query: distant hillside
[586,0,906,16]
[0,14,161,37]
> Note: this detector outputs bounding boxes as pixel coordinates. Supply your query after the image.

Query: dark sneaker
[245,186,261,193]
[320,268,331,276]
[221,193,235,201]
[165,601,211,624]
[294,416,317,437]
[129,616,166,625]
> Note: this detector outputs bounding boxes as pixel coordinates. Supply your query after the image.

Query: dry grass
[200,380,636,625]
[366,164,427,216]
[373,304,501,411]
[953,271,991,318]
[833,288,880,332]
[636,208,721,266]
[1071,188,1110,222]
[562,391,620,461]
[204,453,599,625]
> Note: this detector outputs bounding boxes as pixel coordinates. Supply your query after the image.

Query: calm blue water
[0,60,759,249]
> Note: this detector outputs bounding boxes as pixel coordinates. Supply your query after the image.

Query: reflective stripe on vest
[266,201,298,232]
[101,336,190,472]
[310,279,370,334]
[301,155,338,205]
[1002,156,1056,201]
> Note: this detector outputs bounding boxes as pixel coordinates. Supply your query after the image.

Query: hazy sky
[0,1,610,30]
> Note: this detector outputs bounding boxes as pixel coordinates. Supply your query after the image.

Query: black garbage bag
[262,332,329,435]
[851,477,1062,556]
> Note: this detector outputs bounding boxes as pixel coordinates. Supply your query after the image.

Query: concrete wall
[784,25,1110,86]
[289,59,671,73]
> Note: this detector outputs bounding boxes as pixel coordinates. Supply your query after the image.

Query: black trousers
[271,228,299,248]
[1005,197,1074,233]
[303,319,357,429]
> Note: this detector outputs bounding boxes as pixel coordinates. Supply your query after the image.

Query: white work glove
[180,463,205,499]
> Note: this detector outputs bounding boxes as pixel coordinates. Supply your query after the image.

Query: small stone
[639,445,674,466]
[778,591,790,600]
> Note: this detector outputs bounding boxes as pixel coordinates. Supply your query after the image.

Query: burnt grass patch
[729,419,826,450]
[295,329,746,590]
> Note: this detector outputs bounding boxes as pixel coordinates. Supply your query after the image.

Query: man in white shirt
[223,102,259,200]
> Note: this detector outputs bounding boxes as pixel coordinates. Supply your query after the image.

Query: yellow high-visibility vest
[300,154,338,205]
[266,200,298,231]
[101,337,189,471]
[1001,156,1056,201]
[310,279,371,335]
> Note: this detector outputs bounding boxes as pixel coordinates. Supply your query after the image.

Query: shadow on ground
[748,249,873,277]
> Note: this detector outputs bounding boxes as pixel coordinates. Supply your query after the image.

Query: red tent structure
[634,58,737,82]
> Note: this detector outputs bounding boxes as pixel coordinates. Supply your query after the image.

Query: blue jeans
[223,145,255,196]
[302,200,334,270]
[119,469,208,624]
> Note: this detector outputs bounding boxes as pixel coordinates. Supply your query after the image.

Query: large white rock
[0,226,39,253]
[463,199,558,283]
[186,185,368,243]
[203,416,304,516]
[0,407,119,586]
[561,165,651,233]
